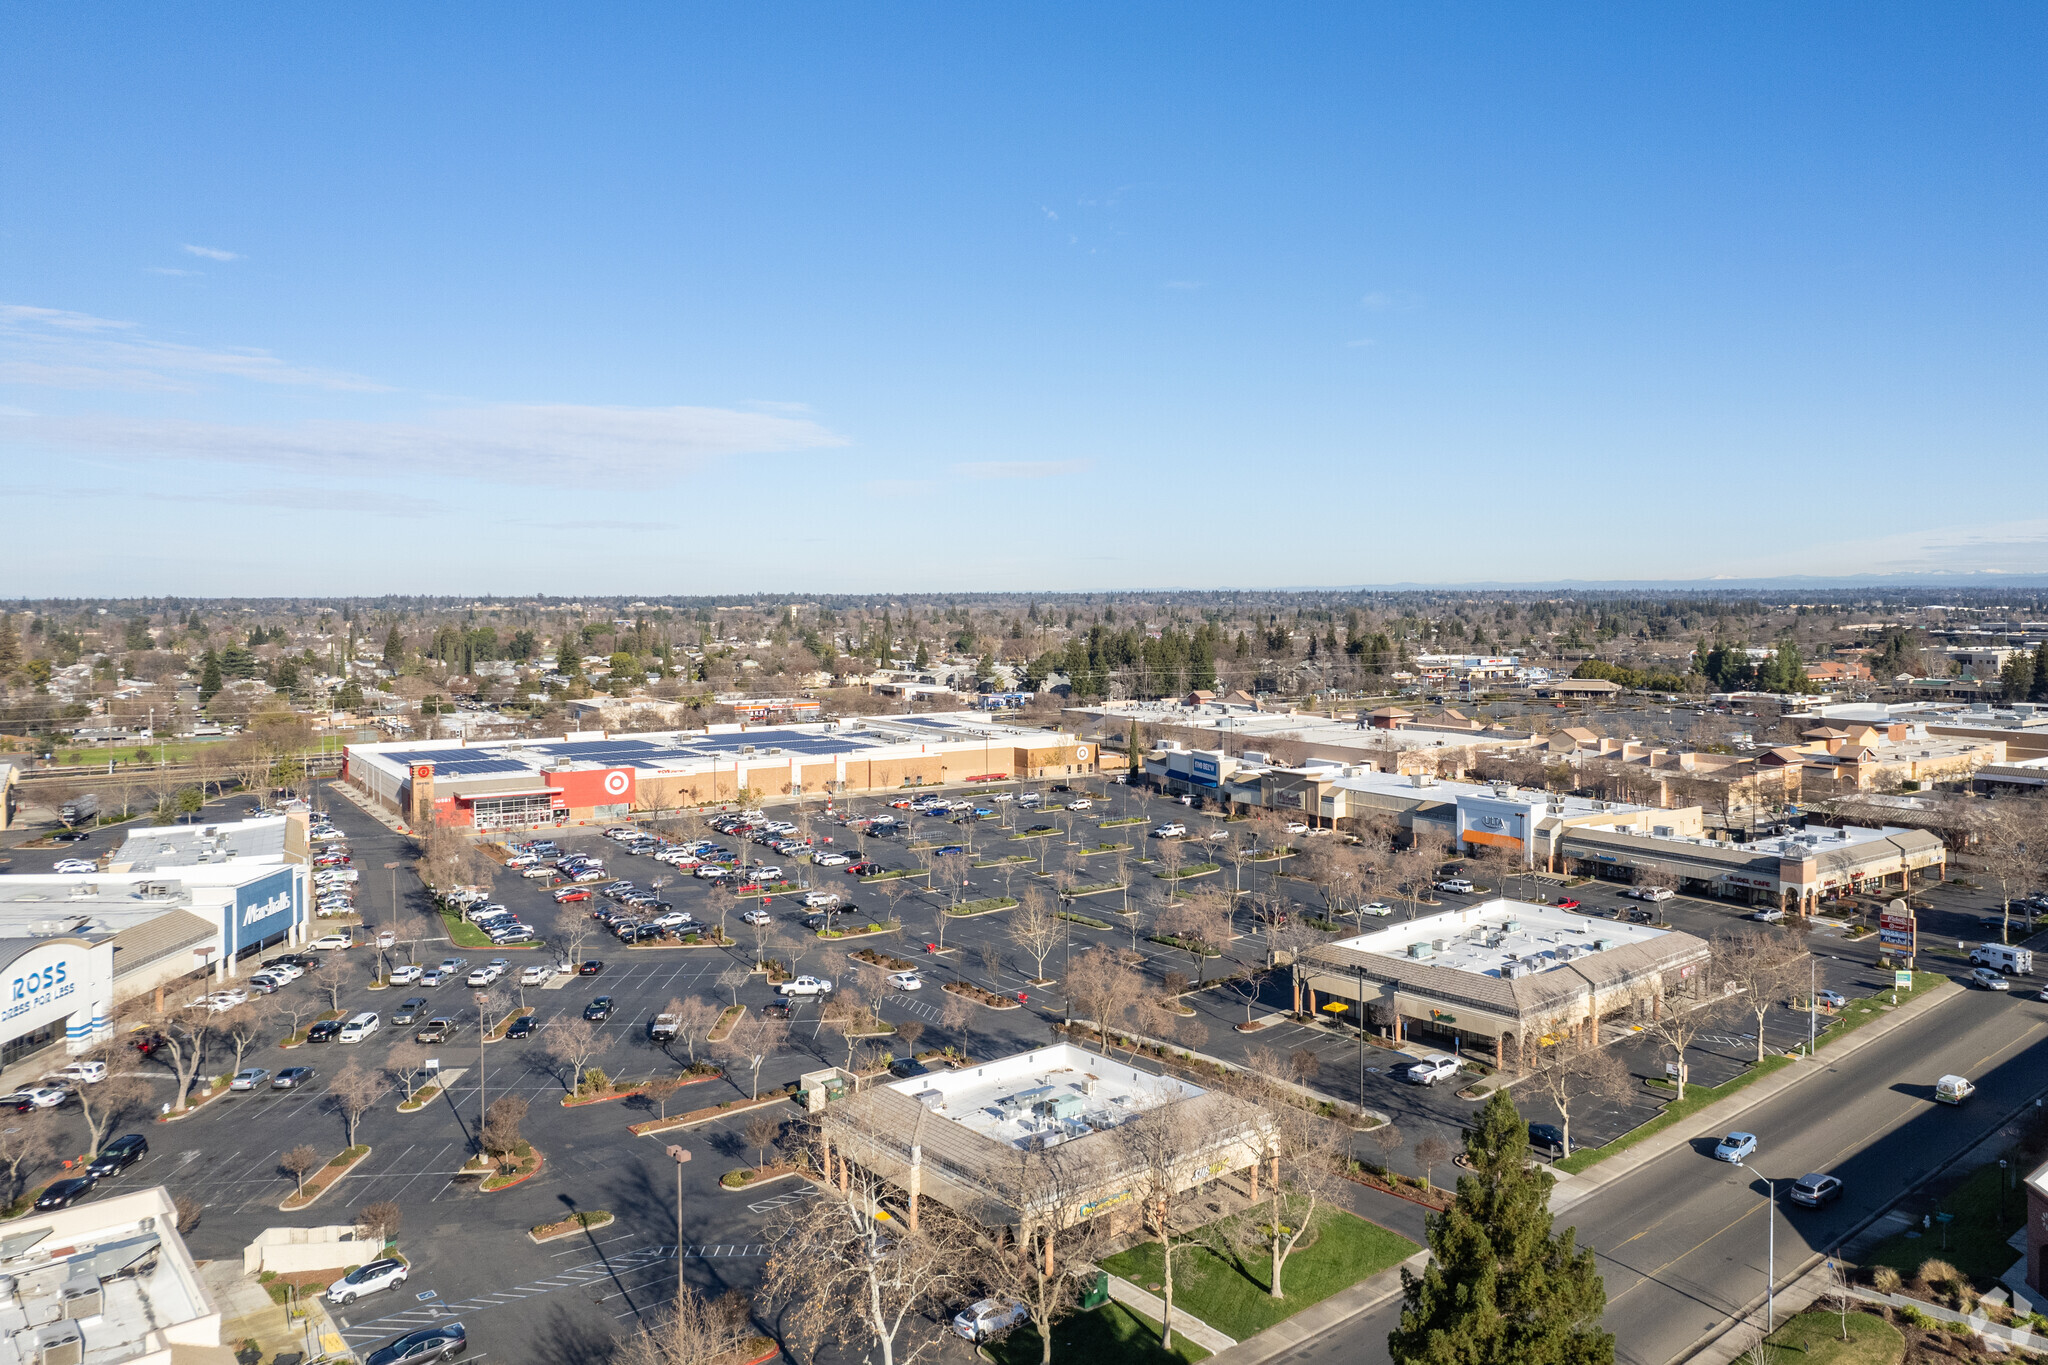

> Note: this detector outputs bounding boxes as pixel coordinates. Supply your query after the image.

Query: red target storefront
[409,764,638,831]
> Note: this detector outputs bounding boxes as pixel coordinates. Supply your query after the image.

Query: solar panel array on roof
[405,747,535,777]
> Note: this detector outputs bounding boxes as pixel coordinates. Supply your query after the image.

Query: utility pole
[667,1144,692,1306]
[475,990,489,1148]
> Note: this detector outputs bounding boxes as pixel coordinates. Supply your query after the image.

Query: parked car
[391,997,431,1024]
[88,1134,150,1177]
[888,1058,931,1079]
[1814,989,1846,1009]
[47,1060,106,1086]
[340,1012,382,1042]
[53,859,98,874]
[1401,1055,1460,1086]
[1752,908,1787,924]
[803,891,842,909]
[35,1176,98,1210]
[886,971,923,990]
[309,933,353,951]
[742,908,773,926]
[519,964,551,986]
[1787,1173,1843,1207]
[1152,823,1186,838]
[579,960,605,976]
[272,1067,316,1089]
[328,1257,410,1305]
[307,1020,344,1043]
[389,964,423,984]
[415,1018,454,1043]
[1434,878,1475,894]
[1713,1132,1759,1163]
[1555,898,1581,911]
[813,852,850,866]
[553,887,592,903]
[583,997,615,1021]
[229,1068,272,1091]
[506,1014,540,1039]
[363,1322,467,1365]
[778,975,834,998]
[952,1298,1028,1343]
[1528,1123,1566,1155]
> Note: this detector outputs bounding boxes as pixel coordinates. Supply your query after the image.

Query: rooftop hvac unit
[1408,942,1435,960]
[740,745,756,755]
[1432,939,1447,953]
[1501,919,1521,933]
[34,1324,82,1365]
[1653,826,1674,838]
[1594,938,1616,951]
[60,1274,101,1320]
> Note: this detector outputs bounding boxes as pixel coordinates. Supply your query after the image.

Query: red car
[846,861,878,876]
[887,800,913,810]
[552,888,592,903]
[1556,898,1582,911]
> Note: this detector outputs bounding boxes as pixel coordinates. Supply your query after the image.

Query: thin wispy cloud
[2,403,848,483]
[153,487,444,518]
[181,244,240,261]
[0,303,384,392]
[953,459,1091,480]
[147,267,201,277]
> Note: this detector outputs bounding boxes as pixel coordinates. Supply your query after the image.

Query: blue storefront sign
[1189,756,1220,788]
[233,868,300,953]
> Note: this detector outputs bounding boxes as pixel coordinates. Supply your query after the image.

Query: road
[1273,984,2048,1365]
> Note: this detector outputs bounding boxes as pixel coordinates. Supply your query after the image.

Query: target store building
[343,715,1094,831]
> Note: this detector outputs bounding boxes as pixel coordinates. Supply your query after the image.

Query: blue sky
[4,6,2044,595]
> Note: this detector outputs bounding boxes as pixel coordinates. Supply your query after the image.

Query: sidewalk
[1549,979,1961,1213]
[1199,1252,1429,1365]
[1103,1273,1237,1353]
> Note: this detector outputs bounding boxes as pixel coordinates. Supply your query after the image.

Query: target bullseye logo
[1074,745,1090,760]
[602,770,630,797]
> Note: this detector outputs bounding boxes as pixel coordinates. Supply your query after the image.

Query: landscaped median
[1075,842,1133,857]
[1155,863,1221,880]
[438,908,500,949]
[1062,882,1127,900]
[706,1004,745,1044]
[943,896,1018,918]
[943,979,1021,1010]
[461,1141,543,1192]
[719,1163,798,1191]
[529,1209,613,1244]
[280,1145,370,1210]
[1056,909,1113,929]
[486,1007,534,1041]
[1555,969,1952,1176]
[1100,816,1146,829]
[973,854,1035,869]
[816,919,901,940]
[858,868,925,884]
[628,1086,794,1137]
[561,1063,722,1108]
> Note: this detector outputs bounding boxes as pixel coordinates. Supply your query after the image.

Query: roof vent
[1408,942,1435,960]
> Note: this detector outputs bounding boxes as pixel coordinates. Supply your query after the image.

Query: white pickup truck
[777,975,835,998]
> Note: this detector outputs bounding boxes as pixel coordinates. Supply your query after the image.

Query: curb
[528,1213,615,1244]
[1550,980,1963,1211]
[279,1146,372,1210]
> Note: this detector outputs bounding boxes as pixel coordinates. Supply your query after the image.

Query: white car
[812,852,850,867]
[1402,1055,1461,1086]
[388,964,423,984]
[15,1087,65,1110]
[375,930,396,949]
[777,975,834,998]
[741,908,773,926]
[1361,901,1394,916]
[752,866,783,882]
[886,971,923,991]
[46,1061,106,1086]
[991,793,1014,803]
[1153,823,1187,839]
[802,891,842,909]
[53,859,97,874]
[519,964,551,986]
[309,934,352,951]
[466,966,496,987]
[315,868,359,883]
[1752,908,1787,924]
[1067,798,1091,810]
[953,1298,1028,1343]
[325,1257,409,1305]
[1285,821,1309,835]
[519,865,554,880]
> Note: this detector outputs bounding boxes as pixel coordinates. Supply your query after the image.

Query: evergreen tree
[1389,1090,1612,1365]
[2002,651,2037,703]
[382,626,405,671]
[914,640,930,669]
[556,637,581,677]
[0,613,19,679]
[198,651,223,702]
[2034,642,2048,703]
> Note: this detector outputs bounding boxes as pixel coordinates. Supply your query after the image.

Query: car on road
[307,1020,344,1043]
[35,1176,98,1210]
[1751,909,1786,924]
[1360,901,1394,916]
[309,933,353,951]
[1972,967,2011,991]
[363,1322,467,1365]
[1434,878,1475,894]
[846,861,879,876]
[579,960,604,976]
[583,997,615,1021]
[328,1257,410,1304]
[1402,1055,1460,1086]
[272,1067,316,1089]
[53,859,98,874]
[886,971,922,990]
[553,887,592,903]
[230,1068,272,1091]
[52,829,90,844]
[778,975,834,998]
[1713,1132,1759,1163]
[952,1298,1028,1343]
[1528,1123,1566,1155]
[1937,1074,1976,1104]
[391,997,430,1024]
[88,1134,149,1177]
[506,1014,540,1039]
[389,964,423,984]
[1152,823,1186,838]
[1787,1173,1843,1207]
[414,1018,454,1043]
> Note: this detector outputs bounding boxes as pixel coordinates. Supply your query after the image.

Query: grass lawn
[1763,1310,1904,1365]
[987,1302,1209,1365]
[439,908,496,948]
[1812,972,1946,1047]
[1859,1159,2028,1284]
[1100,1208,1416,1342]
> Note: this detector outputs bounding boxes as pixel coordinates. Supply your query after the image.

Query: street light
[666,1144,692,1306]
[1737,1161,1776,1332]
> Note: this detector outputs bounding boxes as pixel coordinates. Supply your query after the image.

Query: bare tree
[545,1016,605,1094]
[1638,971,1733,1102]
[1230,1070,1347,1298]
[611,1284,757,1365]
[894,1017,925,1059]
[1118,1093,1235,1350]
[386,1041,432,1103]
[357,1199,402,1252]
[1719,928,1807,1064]
[73,1072,154,1157]
[1976,801,2048,939]
[1413,1132,1454,1189]
[742,1113,780,1169]
[330,1058,381,1147]
[281,1144,321,1195]
[668,996,723,1064]
[978,1143,1112,1365]
[1155,891,1230,984]
[1527,1038,1633,1157]
[312,953,355,1014]
[1155,837,1187,899]
[222,998,280,1076]
[1063,945,1137,1052]
[143,1001,219,1111]
[482,1094,528,1158]
[765,1102,973,1365]
[1008,891,1065,984]
[717,965,749,1007]
[716,1011,789,1100]
[932,851,969,907]
[0,1114,58,1205]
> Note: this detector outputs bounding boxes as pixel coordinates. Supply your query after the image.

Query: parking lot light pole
[383,861,402,977]
[666,1145,691,1305]
[1738,1162,1775,1332]
[475,990,489,1146]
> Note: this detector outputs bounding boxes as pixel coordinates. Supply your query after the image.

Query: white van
[1970,943,2033,976]
[339,1012,382,1043]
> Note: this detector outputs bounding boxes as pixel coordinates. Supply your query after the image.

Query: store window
[1,1019,63,1071]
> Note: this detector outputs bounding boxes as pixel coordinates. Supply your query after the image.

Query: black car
[803,914,828,931]
[1026,824,1055,834]
[364,1322,467,1365]
[88,1134,149,1177]
[53,830,90,843]
[763,1001,792,1020]
[35,1176,98,1210]
[579,961,604,976]
[888,1058,930,1080]
[392,997,431,1024]
[1626,908,1656,924]
[307,1020,343,1043]
[583,997,615,1021]
[506,1014,540,1040]
[1528,1123,1566,1155]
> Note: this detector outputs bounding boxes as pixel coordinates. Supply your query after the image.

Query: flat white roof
[113,813,290,871]
[1331,898,1670,980]
[884,1043,1203,1151]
